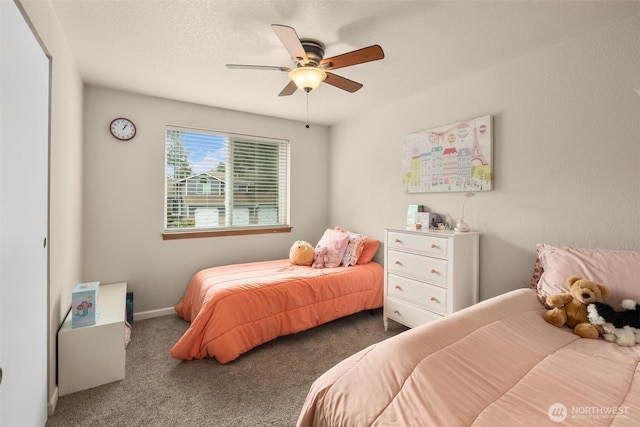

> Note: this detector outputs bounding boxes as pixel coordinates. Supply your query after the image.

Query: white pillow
[536,243,640,307]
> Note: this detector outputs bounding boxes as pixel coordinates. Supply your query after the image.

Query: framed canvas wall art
[402,115,493,193]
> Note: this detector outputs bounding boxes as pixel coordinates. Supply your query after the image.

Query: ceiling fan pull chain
[305,92,310,129]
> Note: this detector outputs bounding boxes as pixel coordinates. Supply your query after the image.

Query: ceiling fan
[226,24,385,96]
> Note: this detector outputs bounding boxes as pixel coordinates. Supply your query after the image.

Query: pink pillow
[356,238,380,265]
[334,227,367,266]
[536,243,640,307]
[315,229,350,268]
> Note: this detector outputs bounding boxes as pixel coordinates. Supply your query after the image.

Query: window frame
[162,126,291,240]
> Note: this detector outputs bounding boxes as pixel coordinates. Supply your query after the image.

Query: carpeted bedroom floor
[46,309,408,427]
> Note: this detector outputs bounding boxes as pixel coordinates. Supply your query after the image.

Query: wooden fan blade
[226,64,290,72]
[320,45,384,70]
[271,24,309,64]
[278,80,298,96]
[323,72,363,93]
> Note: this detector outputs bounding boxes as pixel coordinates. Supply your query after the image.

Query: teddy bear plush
[587,299,640,346]
[312,246,328,268]
[543,275,610,339]
[289,240,315,266]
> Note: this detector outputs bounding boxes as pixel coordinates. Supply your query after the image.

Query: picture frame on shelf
[406,204,426,228]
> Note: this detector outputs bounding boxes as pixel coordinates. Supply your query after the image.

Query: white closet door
[0,1,49,425]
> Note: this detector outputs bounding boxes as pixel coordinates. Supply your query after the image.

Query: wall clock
[109,117,136,141]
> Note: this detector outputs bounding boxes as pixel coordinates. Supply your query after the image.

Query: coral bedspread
[298,288,640,426]
[172,259,383,363]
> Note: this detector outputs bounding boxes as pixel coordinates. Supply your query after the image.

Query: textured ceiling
[49,0,639,126]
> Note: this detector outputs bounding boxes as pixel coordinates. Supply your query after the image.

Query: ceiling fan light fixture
[289,67,326,92]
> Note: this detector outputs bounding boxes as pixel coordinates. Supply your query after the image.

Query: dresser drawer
[387,250,449,286]
[385,297,443,328]
[387,231,450,258]
[387,274,447,315]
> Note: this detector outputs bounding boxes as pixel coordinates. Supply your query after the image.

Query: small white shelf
[58,282,127,396]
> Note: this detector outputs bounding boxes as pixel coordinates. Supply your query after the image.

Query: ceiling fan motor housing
[300,39,325,66]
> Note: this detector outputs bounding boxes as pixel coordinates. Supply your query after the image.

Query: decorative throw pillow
[536,243,640,308]
[356,238,380,265]
[341,232,367,266]
[314,229,350,268]
[334,226,379,266]
[530,256,544,291]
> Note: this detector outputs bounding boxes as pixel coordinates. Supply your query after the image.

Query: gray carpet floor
[46,309,407,427]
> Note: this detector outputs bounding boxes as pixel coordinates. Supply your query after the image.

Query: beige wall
[81,86,330,313]
[330,13,640,300]
[19,0,84,413]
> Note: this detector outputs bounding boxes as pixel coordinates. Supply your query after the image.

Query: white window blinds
[164,126,289,233]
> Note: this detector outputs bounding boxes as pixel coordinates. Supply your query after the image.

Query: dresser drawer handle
[430,268,438,274]
[395,261,402,266]
[431,243,438,249]
[394,285,402,290]
[393,309,400,315]
[395,238,402,244]
[430,296,439,303]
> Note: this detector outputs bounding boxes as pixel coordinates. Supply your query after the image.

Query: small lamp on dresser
[454,192,475,232]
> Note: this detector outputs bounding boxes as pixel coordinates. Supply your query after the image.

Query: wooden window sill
[162,226,292,240]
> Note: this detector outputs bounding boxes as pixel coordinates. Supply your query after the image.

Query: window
[196,178,212,195]
[164,126,290,238]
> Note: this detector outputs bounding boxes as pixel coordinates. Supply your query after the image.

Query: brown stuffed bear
[544,275,610,339]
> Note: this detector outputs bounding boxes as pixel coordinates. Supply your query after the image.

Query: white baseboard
[133,307,175,321]
[48,385,58,415]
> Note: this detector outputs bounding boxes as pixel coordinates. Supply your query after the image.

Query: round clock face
[110,118,136,141]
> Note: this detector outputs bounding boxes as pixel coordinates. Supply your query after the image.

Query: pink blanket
[298,288,640,426]
[172,259,383,363]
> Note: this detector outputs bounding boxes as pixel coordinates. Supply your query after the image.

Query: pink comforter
[298,288,640,426]
[172,259,383,363]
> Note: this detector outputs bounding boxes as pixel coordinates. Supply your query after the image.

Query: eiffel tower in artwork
[470,125,489,166]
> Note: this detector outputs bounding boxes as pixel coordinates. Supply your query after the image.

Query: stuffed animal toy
[588,299,640,328]
[587,299,640,346]
[289,240,315,266]
[543,275,610,339]
[312,246,328,268]
[599,326,640,346]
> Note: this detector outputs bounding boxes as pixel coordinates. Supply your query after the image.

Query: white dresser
[58,282,128,396]
[383,228,479,330]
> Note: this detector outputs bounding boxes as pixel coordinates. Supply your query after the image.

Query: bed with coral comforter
[298,244,640,426]
[171,259,383,363]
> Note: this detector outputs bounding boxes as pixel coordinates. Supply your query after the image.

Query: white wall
[330,13,640,300]
[82,86,330,313]
[81,11,640,312]
[19,0,84,412]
